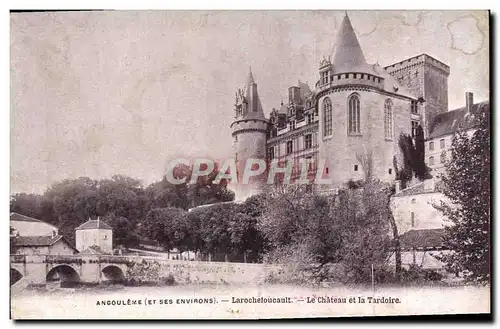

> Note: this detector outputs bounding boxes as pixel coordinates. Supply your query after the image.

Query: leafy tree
[335,181,392,283]
[258,182,393,284]
[396,127,430,189]
[104,214,140,248]
[141,207,187,251]
[436,109,490,283]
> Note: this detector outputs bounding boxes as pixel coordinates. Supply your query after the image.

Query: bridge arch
[10,268,23,286]
[46,264,81,288]
[101,265,126,284]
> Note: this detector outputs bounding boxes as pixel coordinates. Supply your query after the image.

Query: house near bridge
[10,213,76,256]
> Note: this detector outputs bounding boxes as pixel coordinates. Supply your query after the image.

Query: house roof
[10,213,58,231]
[11,212,43,223]
[75,219,113,230]
[428,101,489,139]
[12,235,77,252]
[399,228,446,250]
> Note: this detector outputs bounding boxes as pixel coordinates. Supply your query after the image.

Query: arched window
[348,94,361,134]
[384,99,393,139]
[323,97,332,137]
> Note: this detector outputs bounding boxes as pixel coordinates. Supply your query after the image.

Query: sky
[10,10,489,194]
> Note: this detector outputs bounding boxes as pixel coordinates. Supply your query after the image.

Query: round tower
[230,69,268,199]
[316,13,417,190]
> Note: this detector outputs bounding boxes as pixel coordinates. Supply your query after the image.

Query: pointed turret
[243,68,266,120]
[332,13,368,73]
[230,68,269,200]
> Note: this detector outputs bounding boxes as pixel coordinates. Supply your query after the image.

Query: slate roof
[242,69,266,121]
[75,219,113,230]
[428,101,489,139]
[399,228,446,250]
[332,14,368,74]
[330,14,417,100]
[11,212,44,223]
[11,235,75,250]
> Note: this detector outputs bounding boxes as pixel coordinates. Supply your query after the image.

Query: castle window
[305,134,313,149]
[411,100,418,114]
[286,140,293,155]
[323,97,333,137]
[429,156,435,166]
[411,212,415,227]
[440,139,445,149]
[269,147,275,160]
[354,164,359,171]
[348,94,361,135]
[389,168,392,175]
[344,74,348,79]
[384,99,393,139]
[289,120,296,130]
[326,167,329,174]
[104,235,107,240]
[429,141,434,151]
[306,156,314,171]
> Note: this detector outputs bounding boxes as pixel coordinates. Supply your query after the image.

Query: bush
[401,265,443,284]
[160,274,176,286]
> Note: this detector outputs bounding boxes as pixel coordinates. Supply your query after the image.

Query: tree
[258,182,394,284]
[104,214,140,248]
[336,181,392,283]
[396,128,430,189]
[436,109,490,283]
[141,207,187,251]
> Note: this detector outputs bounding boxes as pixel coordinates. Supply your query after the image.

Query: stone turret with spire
[230,68,269,200]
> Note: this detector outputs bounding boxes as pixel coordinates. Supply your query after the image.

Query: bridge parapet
[11,255,25,263]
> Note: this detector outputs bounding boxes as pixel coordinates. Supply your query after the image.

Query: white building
[75,218,113,253]
[10,212,58,237]
[425,92,489,176]
[10,212,76,256]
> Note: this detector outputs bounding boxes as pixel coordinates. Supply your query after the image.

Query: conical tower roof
[243,68,266,120]
[332,13,369,73]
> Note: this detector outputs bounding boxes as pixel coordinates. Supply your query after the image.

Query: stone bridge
[10,254,284,288]
[10,254,131,287]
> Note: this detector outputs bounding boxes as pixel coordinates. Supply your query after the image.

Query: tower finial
[344,10,348,17]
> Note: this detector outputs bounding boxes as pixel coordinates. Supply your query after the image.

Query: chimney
[466,92,473,113]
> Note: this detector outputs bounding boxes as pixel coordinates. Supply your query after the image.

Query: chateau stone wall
[317,88,412,188]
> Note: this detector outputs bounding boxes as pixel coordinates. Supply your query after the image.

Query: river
[11,283,490,319]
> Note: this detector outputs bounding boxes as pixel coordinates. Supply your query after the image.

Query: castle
[230,13,484,200]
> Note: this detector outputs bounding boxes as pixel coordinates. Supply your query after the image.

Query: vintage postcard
[10,10,490,319]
